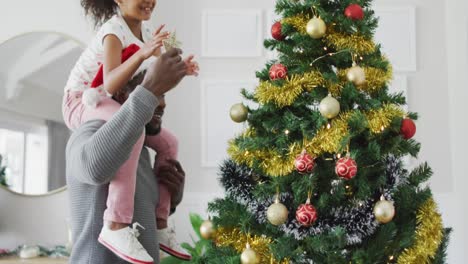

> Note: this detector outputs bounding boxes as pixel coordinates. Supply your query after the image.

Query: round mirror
[0,32,84,196]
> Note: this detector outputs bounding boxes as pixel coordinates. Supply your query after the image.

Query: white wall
[444,0,468,262]
[0,0,466,262]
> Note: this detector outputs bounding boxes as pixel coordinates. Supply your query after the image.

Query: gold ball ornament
[373,197,396,224]
[200,219,215,239]
[346,64,366,86]
[306,17,327,39]
[241,244,260,264]
[319,94,340,119]
[267,196,289,226]
[230,103,248,123]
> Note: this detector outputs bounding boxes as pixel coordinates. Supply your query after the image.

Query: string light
[285,130,290,135]
[326,123,332,129]
[310,49,352,67]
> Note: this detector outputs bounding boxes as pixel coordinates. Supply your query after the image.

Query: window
[0,126,48,194]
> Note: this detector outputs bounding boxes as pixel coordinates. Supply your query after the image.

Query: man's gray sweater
[66,86,160,263]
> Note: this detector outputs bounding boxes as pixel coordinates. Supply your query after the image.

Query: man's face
[113,72,166,136]
[145,95,166,136]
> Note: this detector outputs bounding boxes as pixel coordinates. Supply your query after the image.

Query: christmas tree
[186,0,451,263]
[0,155,8,188]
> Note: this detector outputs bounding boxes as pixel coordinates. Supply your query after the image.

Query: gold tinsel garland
[254,65,392,107]
[254,71,325,107]
[335,65,393,95]
[325,29,376,55]
[228,142,295,177]
[214,228,289,264]
[397,198,444,264]
[282,15,309,35]
[282,15,376,55]
[228,105,404,177]
[366,104,403,133]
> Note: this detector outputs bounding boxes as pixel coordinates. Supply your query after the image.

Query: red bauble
[269,64,288,80]
[296,199,318,227]
[400,118,416,139]
[295,151,315,174]
[335,157,358,180]
[344,4,365,20]
[271,21,285,41]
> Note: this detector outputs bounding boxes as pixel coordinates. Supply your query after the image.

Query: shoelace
[126,222,146,255]
[167,226,180,248]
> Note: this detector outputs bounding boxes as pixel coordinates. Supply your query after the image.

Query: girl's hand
[152,24,170,57]
[137,25,168,60]
[183,55,200,77]
[138,39,163,60]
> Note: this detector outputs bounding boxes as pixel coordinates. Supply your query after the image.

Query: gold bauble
[319,94,340,119]
[241,244,260,264]
[200,219,215,239]
[267,198,289,226]
[346,65,366,86]
[230,103,248,123]
[373,198,395,224]
[306,17,327,39]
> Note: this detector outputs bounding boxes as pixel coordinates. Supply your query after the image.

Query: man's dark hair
[113,70,147,102]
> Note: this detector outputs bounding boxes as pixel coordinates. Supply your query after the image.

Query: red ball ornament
[269,64,288,80]
[296,198,318,227]
[335,157,358,180]
[400,118,416,139]
[295,150,315,174]
[344,4,365,20]
[271,21,285,41]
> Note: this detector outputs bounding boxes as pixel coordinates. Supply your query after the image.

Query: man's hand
[141,48,188,97]
[157,159,186,208]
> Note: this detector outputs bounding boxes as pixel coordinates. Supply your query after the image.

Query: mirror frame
[0,31,86,197]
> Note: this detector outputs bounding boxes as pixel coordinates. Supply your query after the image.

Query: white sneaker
[98,222,154,264]
[157,227,192,261]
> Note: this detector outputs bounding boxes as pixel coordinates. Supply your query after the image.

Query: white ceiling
[0,32,83,96]
[0,32,84,123]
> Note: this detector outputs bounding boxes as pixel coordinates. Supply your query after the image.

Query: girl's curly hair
[81,0,118,28]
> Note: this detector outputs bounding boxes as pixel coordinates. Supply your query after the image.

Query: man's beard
[145,123,162,136]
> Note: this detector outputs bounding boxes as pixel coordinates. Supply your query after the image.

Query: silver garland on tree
[218,155,404,246]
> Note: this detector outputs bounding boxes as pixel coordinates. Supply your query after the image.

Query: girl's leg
[63,92,153,262]
[63,91,142,225]
[145,128,179,227]
[80,96,145,225]
[146,129,191,260]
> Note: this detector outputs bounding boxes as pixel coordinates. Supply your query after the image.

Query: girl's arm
[102,34,147,95]
[102,25,168,96]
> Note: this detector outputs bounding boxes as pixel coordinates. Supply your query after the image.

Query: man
[66,48,188,263]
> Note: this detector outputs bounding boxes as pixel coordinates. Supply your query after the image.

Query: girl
[63,0,198,263]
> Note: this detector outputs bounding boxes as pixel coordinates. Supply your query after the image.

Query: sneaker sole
[98,236,154,264]
[160,243,192,261]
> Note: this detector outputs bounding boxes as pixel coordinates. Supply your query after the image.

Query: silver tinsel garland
[219,155,404,246]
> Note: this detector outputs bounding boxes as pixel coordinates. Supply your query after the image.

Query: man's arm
[67,86,158,185]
